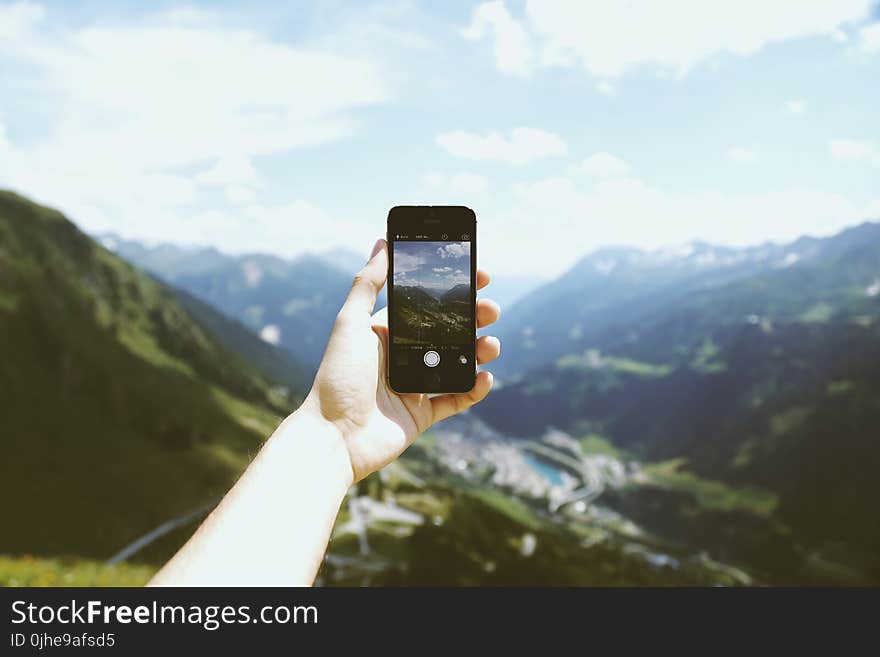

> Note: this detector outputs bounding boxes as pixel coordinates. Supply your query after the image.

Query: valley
[320,415,760,586]
[392,284,472,344]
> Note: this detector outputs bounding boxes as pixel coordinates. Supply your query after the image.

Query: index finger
[340,239,388,318]
[477,269,490,290]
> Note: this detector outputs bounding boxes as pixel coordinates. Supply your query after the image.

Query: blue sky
[0,0,878,276]
[393,240,471,292]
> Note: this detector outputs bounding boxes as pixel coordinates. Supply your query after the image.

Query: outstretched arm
[149,239,501,586]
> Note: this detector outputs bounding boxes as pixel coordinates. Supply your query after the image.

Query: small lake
[523,453,565,486]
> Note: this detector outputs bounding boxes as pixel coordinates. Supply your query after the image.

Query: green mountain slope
[0,191,294,560]
[173,288,308,394]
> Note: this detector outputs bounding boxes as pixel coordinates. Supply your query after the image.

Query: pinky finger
[429,371,494,426]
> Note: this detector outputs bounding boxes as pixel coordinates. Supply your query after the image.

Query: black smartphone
[387,206,477,393]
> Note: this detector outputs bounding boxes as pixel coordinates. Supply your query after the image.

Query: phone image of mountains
[392,241,472,345]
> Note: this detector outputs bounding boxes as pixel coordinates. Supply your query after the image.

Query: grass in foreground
[0,555,156,587]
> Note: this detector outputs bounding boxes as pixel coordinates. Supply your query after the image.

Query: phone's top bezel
[387,205,476,230]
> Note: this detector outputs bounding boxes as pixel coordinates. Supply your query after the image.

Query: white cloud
[860,22,880,52]
[595,80,616,96]
[393,251,426,275]
[785,99,807,114]
[239,200,374,252]
[225,185,257,205]
[0,6,387,244]
[507,175,878,274]
[449,172,488,194]
[196,156,261,186]
[829,138,876,161]
[430,267,470,288]
[0,1,44,40]
[3,3,875,281]
[578,152,630,177]
[727,146,758,164]
[425,172,488,195]
[425,173,445,187]
[436,127,567,165]
[470,0,875,79]
[437,242,471,259]
[21,24,385,170]
[462,1,534,75]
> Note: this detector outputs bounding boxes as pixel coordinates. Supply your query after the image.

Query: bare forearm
[149,405,353,586]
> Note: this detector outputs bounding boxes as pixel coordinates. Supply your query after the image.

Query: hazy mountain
[398,285,440,305]
[99,234,540,367]
[0,191,295,559]
[99,234,382,370]
[314,248,545,309]
[476,221,880,580]
[97,235,229,278]
[482,273,546,309]
[491,238,830,378]
[440,283,470,304]
[314,246,367,277]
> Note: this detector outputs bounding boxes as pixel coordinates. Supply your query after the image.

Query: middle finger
[477,298,500,328]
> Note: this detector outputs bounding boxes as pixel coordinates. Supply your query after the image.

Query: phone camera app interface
[391,237,473,369]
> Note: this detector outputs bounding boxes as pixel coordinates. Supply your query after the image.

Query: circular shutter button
[423,350,440,367]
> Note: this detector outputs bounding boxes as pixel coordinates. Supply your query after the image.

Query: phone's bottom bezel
[388,378,477,395]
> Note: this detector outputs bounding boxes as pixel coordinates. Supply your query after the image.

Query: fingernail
[368,239,383,262]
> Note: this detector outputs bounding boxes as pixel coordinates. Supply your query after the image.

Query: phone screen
[387,206,476,393]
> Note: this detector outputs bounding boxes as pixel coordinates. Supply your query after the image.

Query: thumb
[341,238,388,318]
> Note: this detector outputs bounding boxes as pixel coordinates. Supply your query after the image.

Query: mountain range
[490,234,876,378]
[392,284,472,344]
[476,222,880,580]
[3,188,879,584]
[99,234,375,371]
[101,235,541,370]
[441,283,470,304]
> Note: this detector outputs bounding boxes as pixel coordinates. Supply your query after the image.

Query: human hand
[303,238,501,483]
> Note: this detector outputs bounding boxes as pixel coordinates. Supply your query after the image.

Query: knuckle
[351,271,379,295]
